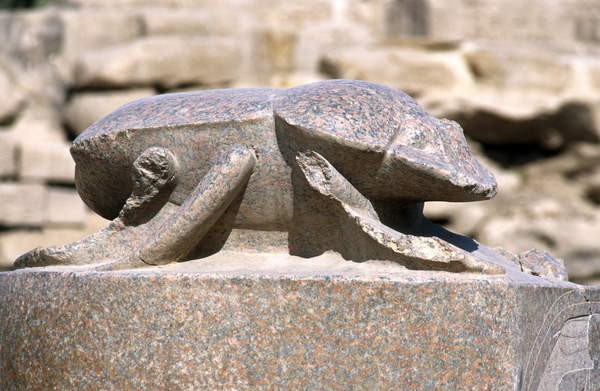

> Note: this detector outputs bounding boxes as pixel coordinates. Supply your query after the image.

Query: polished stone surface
[4,80,586,390]
[1,252,598,390]
[14,80,506,274]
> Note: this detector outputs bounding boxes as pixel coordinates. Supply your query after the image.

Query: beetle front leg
[296,151,504,274]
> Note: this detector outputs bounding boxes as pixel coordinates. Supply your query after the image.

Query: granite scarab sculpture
[16,80,511,273]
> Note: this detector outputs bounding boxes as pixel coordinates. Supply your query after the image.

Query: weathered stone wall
[1,0,600,283]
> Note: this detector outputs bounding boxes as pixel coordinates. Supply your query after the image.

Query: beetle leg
[13,147,178,269]
[94,145,256,270]
[296,151,504,274]
[117,146,178,226]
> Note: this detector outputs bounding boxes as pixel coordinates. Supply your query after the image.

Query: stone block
[384,0,432,40]
[252,27,298,79]
[251,0,333,30]
[8,105,67,144]
[342,0,387,37]
[428,91,600,146]
[69,0,242,7]
[295,23,375,73]
[140,8,232,36]
[0,254,598,389]
[14,63,66,110]
[586,59,600,94]
[60,10,144,62]
[464,46,574,94]
[383,0,600,53]
[46,187,86,227]
[65,88,155,134]
[1,10,63,66]
[0,133,17,178]
[73,36,240,89]
[0,183,47,227]
[20,142,75,184]
[0,59,24,123]
[321,47,472,96]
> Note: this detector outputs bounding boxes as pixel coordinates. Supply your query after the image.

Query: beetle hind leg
[95,145,257,271]
[13,147,179,269]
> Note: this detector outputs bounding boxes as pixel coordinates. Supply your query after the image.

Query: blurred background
[0,0,599,283]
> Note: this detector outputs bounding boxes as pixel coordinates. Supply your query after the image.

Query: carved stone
[13,80,516,274]
[0,80,592,389]
[1,256,598,390]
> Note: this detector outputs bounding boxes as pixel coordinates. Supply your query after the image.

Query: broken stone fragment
[518,249,568,281]
[494,247,568,281]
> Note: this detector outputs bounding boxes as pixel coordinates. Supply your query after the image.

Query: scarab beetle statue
[14,79,563,276]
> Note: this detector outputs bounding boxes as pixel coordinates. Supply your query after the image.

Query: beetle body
[72,80,496,230]
[16,80,502,273]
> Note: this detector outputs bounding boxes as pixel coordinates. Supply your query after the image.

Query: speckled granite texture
[15,80,508,274]
[1,253,598,390]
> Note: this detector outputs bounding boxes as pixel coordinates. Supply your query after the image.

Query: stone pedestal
[1,252,599,390]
